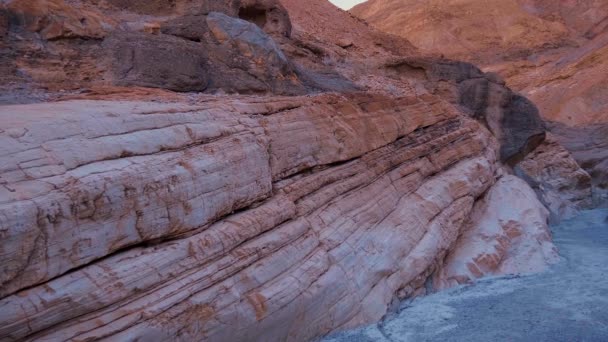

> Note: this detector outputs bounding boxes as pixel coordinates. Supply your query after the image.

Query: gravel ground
[323,209,608,342]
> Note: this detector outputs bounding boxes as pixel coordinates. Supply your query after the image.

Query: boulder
[203,11,304,94]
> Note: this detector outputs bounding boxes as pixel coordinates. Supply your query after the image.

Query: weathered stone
[549,122,608,205]
[0,93,503,341]
[5,0,114,40]
[434,175,559,290]
[103,32,209,92]
[203,12,304,94]
[238,0,292,37]
[517,134,594,221]
[385,57,546,164]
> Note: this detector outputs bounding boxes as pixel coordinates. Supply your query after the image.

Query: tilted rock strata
[383,57,546,164]
[549,122,608,205]
[434,175,559,290]
[517,134,594,221]
[352,0,608,127]
[0,93,503,341]
[0,0,564,340]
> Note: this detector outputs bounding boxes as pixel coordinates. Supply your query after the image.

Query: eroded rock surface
[1,93,505,341]
[353,0,608,209]
[434,175,558,290]
[0,0,568,341]
[517,134,594,221]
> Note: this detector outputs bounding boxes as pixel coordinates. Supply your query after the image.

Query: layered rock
[382,57,545,164]
[0,92,506,341]
[434,175,559,290]
[0,0,564,341]
[352,0,606,210]
[517,134,594,221]
[549,123,608,205]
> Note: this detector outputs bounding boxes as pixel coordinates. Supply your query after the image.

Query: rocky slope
[0,0,577,341]
[324,208,608,341]
[353,0,607,208]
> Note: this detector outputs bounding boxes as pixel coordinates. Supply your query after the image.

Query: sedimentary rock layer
[0,93,502,341]
[434,175,559,290]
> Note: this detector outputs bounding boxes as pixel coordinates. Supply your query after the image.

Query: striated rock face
[434,175,559,290]
[549,123,608,205]
[352,0,607,210]
[384,57,545,164]
[0,0,564,341]
[0,93,507,341]
[517,134,594,221]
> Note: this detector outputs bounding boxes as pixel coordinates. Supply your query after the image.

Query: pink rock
[434,175,559,290]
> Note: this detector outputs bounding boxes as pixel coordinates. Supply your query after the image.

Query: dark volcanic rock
[104,32,209,92]
[161,15,211,42]
[106,10,304,94]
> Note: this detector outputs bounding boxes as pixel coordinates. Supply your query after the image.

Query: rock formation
[434,175,559,290]
[0,0,567,341]
[353,0,608,213]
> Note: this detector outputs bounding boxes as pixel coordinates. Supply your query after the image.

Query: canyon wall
[0,0,570,340]
[353,0,607,213]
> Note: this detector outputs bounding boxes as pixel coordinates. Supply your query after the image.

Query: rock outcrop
[0,0,564,341]
[0,93,507,341]
[352,0,607,211]
[549,123,608,205]
[434,175,559,290]
[385,58,545,164]
[517,134,594,221]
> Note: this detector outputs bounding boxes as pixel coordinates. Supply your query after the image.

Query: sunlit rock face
[0,0,571,341]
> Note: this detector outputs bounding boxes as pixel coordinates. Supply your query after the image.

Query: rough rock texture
[352,0,607,209]
[386,58,545,164]
[0,0,328,97]
[549,122,608,205]
[0,93,509,341]
[517,134,594,221]
[434,175,559,290]
[352,0,608,127]
[352,0,573,65]
[104,32,210,92]
[0,0,564,341]
[324,208,608,342]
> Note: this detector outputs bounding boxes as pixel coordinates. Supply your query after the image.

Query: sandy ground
[323,209,608,342]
